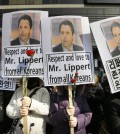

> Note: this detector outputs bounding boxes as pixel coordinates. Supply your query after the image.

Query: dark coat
[48,92,92,134]
[85,85,105,134]
[111,46,120,57]
[11,37,40,46]
[53,43,84,52]
[104,93,120,134]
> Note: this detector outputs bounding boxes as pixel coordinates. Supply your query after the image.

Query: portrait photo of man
[100,19,120,58]
[110,21,120,57]
[52,19,84,52]
[11,13,40,46]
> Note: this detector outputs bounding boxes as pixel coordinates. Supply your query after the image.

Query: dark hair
[18,14,32,29]
[59,20,74,35]
[111,21,120,35]
[27,77,43,90]
[57,86,80,98]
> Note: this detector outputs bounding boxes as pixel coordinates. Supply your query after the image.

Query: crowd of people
[0,73,119,134]
[0,12,119,134]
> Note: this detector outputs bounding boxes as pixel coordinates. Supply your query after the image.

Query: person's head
[59,20,74,50]
[111,21,120,47]
[18,14,32,44]
[55,86,70,96]
[27,77,44,90]
[56,85,79,98]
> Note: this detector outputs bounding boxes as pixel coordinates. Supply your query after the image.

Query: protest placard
[2,10,48,78]
[46,52,93,86]
[90,16,120,93]
[0,63,16,91]
[43,16,94,86]
[3,45,43,78]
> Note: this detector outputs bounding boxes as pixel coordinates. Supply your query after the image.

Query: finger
[68,106,75,109]
[69,121,75,127]
[69,122,76,127]
[20,109,28,116]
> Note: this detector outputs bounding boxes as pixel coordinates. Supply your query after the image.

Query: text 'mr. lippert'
[19,57,43,65]
[64,63,91,72]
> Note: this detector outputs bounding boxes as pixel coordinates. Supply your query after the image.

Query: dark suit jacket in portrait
[11,37,40,46]
[53,43,84,52]
[111,46,120,57]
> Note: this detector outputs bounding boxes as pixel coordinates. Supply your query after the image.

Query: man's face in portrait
[18,19,31,44]
[60,25,73,50]
[112,26,120,47]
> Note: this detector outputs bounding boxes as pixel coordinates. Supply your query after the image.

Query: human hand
[21,96,31,107]
[66,106,75,116]
[69,117,77,128]
[20,106,29,116]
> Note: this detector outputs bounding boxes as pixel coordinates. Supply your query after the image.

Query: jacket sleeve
[6,88,22,119]
[104,100,120,134]
[29,87,50,116]
[48,102,69,126]
[75,96,92,130]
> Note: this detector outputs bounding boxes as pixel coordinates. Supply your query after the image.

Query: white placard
[90,16,120,93]
[2,10,48,78]
[0,64,16,91]
[46,52,93,86]
[3,45,43,78]
[43,16,94,86]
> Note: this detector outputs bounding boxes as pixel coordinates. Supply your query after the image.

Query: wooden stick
[23,116,28,134]
[22,77,28,134]
[68,85,74,134]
